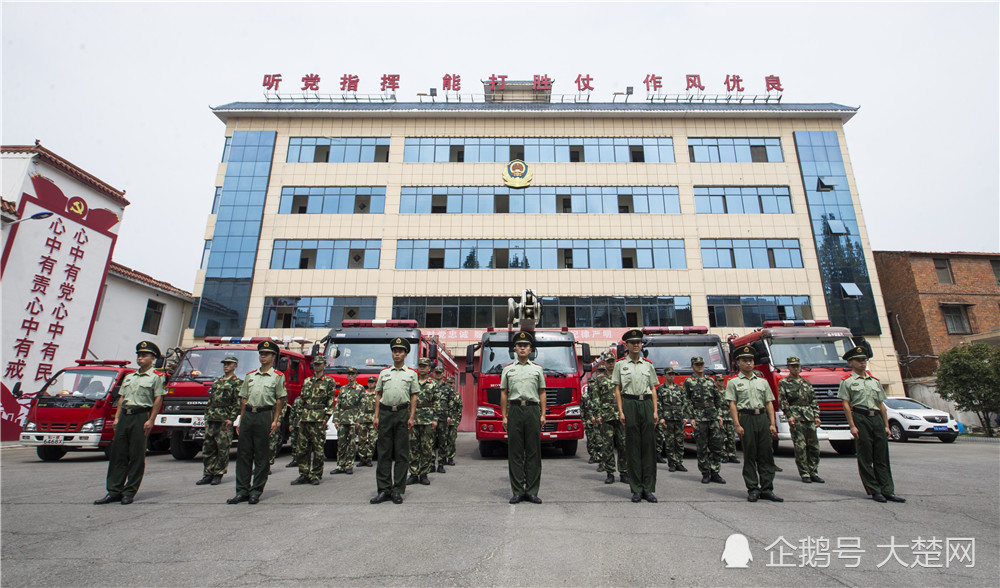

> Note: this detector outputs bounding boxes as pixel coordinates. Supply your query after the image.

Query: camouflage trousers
[595,419,628,475]
[444,423,458,461]
[790,419,821,477]
[356,422,375,461]
[659,420,686,466]
[409,424,435,476]
[268,407,294,465]
[294,421,326,480]
[336,423,357,471]
[202,420,233,476]
[693,419,724,474]
[433,421,452,464]
[721,419,738,459]
[585,420,597,458]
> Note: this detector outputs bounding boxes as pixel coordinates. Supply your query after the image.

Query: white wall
[87,273,191,360]
[904,378,986,430]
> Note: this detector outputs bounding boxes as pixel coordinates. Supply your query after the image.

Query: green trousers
[202,420,233,476]
[623,397,656,494]
[376,407,410,495]
[106,410,150,497]
[337,423,357,471]
[694,419,724,474]
[507,403,541,497]
[235,410,273,497]
[854,413,895,495]
[790,419,821,477]
[739,412,775,493]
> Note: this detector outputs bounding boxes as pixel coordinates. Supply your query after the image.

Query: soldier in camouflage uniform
[583,370,599,464]
[594,354,629,484]
[715,374,740,464]
[656,368,689,473]
[431,366,449,473]
[778,356,824,483]
[684,357,726,484]
[355,377,377,467]
[285,402,300,468]
[444,374,461,466]
[197,356,243,486]
[290,356,336,485]
[331,367,364,474]
[407,358,439,485]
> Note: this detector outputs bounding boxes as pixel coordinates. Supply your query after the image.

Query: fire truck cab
[728,319,869,455]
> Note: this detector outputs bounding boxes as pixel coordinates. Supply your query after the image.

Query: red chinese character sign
[1,170,123,440]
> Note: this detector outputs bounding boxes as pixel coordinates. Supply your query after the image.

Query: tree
[934,343,1000,437]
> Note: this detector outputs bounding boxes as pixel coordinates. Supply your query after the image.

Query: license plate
[933,426,947,431]
[192,417,205,427]
[42,435,63,445]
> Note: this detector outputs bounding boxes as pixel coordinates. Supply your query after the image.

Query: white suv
[883,397,959,443]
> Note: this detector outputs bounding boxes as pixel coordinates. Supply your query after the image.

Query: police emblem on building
[502,159,532,188]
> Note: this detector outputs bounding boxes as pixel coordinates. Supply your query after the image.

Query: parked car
[883,398,959,443]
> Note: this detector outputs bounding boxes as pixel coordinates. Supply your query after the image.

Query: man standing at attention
[715,374,739,464]
[726,345,781,503]
[331,367,363,476]
[94,341,166,505]
[778,356,824,484]
[656,367,688,474]
[371,338,419,505]
[407,358,439,486]
[612,329,659,503]
[684,357,726,485]
[290,356,336,485]
[501,331,546,504]
[355,378,377,467]
[196,355,242,486]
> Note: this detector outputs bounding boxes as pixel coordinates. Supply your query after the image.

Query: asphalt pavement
[1,434,997,587]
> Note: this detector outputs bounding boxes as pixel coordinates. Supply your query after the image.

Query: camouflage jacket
[297,375,337,423]
[357,390,377,424]
[718,386,734,422]
[656,380,688,421]
[447,377,462,421]
[778,377,819,421]
[589,374,619,422]
[683,375,726,421]
[413,378,440,425]
[333,382,365,424]
[204,374,243,422]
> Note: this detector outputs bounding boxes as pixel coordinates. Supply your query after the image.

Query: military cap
[842,346,868,361]
[512,331,535,346]
[347,367,358,374]
[603,352,617,362]
[311,355,327,366]
[434,365,444,373]
[257,340,280,355]
[664,367,676,375]
[221,355,239,364]
[418,357,432,366]
[690,356,705,365]
[390,337,411,352]
[595,363,608,372]
[622,329,643,342]
[733,345,756,360]
[713,374,726,382]
[135,341,161,358]
[786,356,801,366]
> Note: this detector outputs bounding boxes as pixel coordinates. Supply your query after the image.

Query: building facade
[185,89,903,390]
[874,250,1000,378]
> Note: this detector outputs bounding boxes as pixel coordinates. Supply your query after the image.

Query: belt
[380,402,408,412]
[511,399,538,406]
[693,402,714,408]
[122,407,150,415]
[246,405,274,413]
[207,403,235,409]
[738,408,765,415]
[791,400,812,406]
[852,406,881,417]
[302,403,328,410]
[663,405,683,411]
[622,394,649,400]
[417,403,435,409]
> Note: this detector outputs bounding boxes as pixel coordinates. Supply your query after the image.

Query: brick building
[874,251,1000,378]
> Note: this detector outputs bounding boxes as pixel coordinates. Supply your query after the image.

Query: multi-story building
[186,83,903,391]
[874,250,1000,378]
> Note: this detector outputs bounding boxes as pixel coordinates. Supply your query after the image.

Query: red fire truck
[728,319,870,455]
[318,319,458,458]
[155,337,312,460]
[16,359,169,461]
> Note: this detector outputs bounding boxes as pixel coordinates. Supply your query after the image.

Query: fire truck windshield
[768,336,855,367]
[479,343,577,375]
[172,349,262,382]
[42,369,117,400]
[643,344,727,374]
[324,341,418,371]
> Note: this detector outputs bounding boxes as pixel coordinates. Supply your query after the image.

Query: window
[827,219,847,234]
[141,300,165,335]
[941,305,971,334]
[211,188,222,214]
[286,138,391,163]
[707,296,812,328]
[840,283,863,299]
[402,137,674,163]
[278,187,386,215]
[701,239,803,269]
[992,260,1000,285]
[271,240,381,270]
[200,240,212,269]
[934,258,954,284]
[694,187,792,214]
[398,186,679,214]
[688,138,783,163]
[395,239,685,270]
[261,296,376,329]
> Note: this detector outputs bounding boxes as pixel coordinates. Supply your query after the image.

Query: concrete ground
[1,434,997,587]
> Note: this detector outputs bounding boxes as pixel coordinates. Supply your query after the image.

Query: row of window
[262,296,377,329]
[278,187,387,215]
[700,239,804,269]
[394,239,687,270]
[687,138,783,163]
[399,186,680,215]
[693,186,792,214]
[287,138,391,163]
[270,240,382,270]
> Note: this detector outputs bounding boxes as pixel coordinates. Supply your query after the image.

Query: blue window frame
[394,239,685,270]
[402,137,674,163]
[261,296,376,329]
[694,186,792,214]
[287,138,390,163]
[278,187,386,214]
[270,240,381,270]
[398,186,679,214]
[701,239,802,269]
[707,296,812,328]
[688,138,783,163]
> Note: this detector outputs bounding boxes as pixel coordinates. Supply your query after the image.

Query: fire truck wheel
[478,441,497,458]
[560,440,578,457]
[324,440,338,459]
[169,431,201,460]
[830,439,857,455]
[36,446,67,462]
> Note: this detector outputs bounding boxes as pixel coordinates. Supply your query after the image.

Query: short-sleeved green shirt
[500,360,545,403]
[724,372,771,410]
[240,367,287,407]
[120,369,166,408]
[376,366,419,406]
[837,372,886,411]
[611,357,658,397]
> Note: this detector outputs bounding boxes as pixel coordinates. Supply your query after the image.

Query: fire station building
[186,82,903,389]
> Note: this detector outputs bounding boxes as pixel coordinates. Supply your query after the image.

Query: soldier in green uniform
[443,374,461,466]
[227,340,286,505]
[407,358,439,485]
[685,357,727,485]
[778,356,824,483]
[355,377,377,467]
[593,357,628,484]
[502,331,546,504]
[613,329,659,503]
[196,355,242,486]
[94,341,166,505]
[371,338,419,505]
[431,366,449,473]
[726,345,781,503]
[332,367,364,475]
[290,356,336,485]
[284,402,300,469]
[583,374,597,464]
[715,375,739,464]
[839,347,904,503]
[656,367,689,473]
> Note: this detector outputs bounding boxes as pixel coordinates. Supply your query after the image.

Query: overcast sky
[3,1,998,290]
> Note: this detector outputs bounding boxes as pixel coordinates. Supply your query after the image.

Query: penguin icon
[721,533,752,568]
